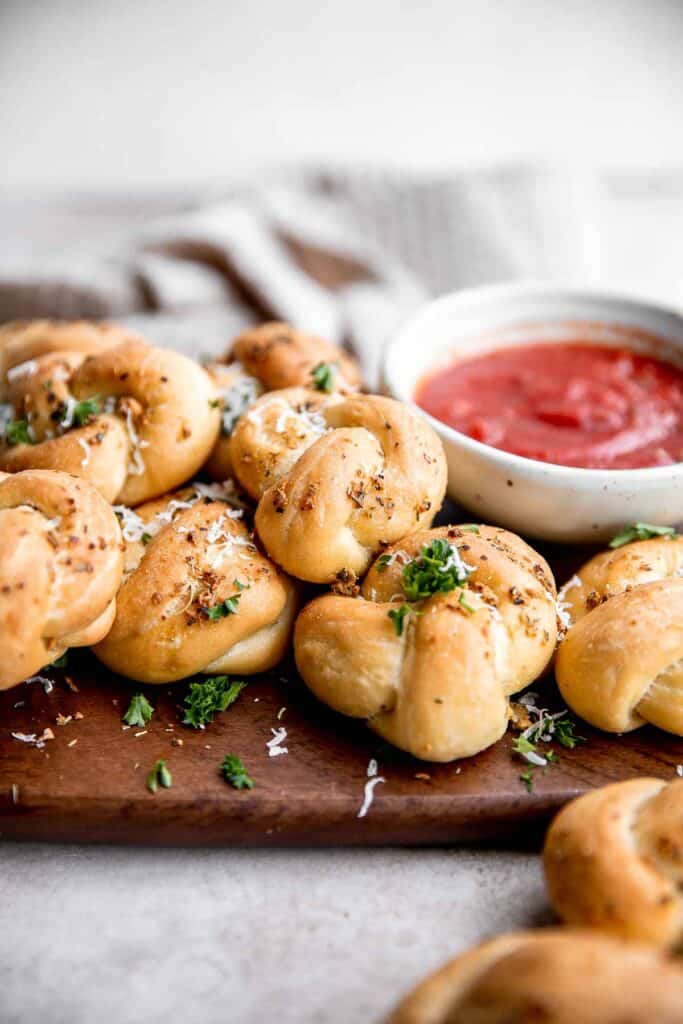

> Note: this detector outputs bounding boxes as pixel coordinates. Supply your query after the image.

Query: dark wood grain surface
[2,501,682,848]
[2,651,681,847]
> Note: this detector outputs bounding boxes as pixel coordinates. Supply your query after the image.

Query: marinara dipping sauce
[415,342,683,469]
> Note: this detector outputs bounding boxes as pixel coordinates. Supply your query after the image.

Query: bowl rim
[383,280,683,483]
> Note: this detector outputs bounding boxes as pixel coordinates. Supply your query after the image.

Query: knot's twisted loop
[229,322,361,393]
[294,526,557,761]
[204,322,360,482]
[543,778,683,949]
[387,929,683,1024]
[556,537,683,734]
[1,336,221,506]
[93,484,298,683]
[0,469,124,689]
[0,319,136,400]
[232,391,447,583]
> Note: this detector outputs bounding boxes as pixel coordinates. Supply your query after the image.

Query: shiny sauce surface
[415,342,683,469]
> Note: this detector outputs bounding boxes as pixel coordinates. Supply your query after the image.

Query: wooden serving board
[1,518,682,847]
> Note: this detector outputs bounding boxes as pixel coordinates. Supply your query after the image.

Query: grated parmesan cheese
[556,574,582,632]
[677,765,683,777]
[11,727,54,749]
[124,406,150,476]
[78,437,90,467]
[218,371,262,435]
[357,757,386,818]
[267,726,288,757]
[247,395,329,438]
[58,396,77,431]
[114,480,245,545]
[25,674,54,694]
[6,359,38,382]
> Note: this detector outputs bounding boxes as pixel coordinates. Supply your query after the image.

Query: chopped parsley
[147,759,172,793]
[402,537,473,601]
[4,419,33,446]
[512,735,537,756]
[209,397,221,409]
[123,693,155,727]
[201,581,248,620]
[609,522,677,548]
[48,653,68,670]
[386,538,475,633]
[388,604,414,636]
[221,754,254,790]
[141,532,152,546]
[182,675,247,728]
[553,715,585,749]
[310,361,337,393]
[512,697,585,792]
[459,524,480,533]
[71,397,101,427]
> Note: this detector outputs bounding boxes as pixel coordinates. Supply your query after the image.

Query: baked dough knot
[0,468,124,690]
[204,322,360,482]
[0,319,135,401]
[294,525,558,761]
[386,929,683,1024]
[0,330,220,506]
[543,777,683,949]
[93,483,298,683]
[556,536,683,734]
[231,388,448,583]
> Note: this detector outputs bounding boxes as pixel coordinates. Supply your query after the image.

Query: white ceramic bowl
[383,283,683,543]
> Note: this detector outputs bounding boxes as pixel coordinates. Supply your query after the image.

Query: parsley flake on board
[182,676,247,728]
[221,754,254,790]
[609,522,677,548]
[511,693,585,793]
[147,759,172,793]
[201,580,249,620]
[4,419,33,446]
[310,361,337,393]
[552,715,585,749]
[123,693,155,727]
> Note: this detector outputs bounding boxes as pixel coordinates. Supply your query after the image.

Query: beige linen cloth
[2,166,683,386]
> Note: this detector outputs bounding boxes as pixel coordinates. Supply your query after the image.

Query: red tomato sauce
[415,342,683,469]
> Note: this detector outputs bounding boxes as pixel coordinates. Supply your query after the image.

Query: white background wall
[2,0,683,190]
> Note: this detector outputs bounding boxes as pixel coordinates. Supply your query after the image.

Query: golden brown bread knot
[0,319,136,401]
[229,386,337,500]
[204,322,360,482]
[93,483,298,683]
[232,390,447,583]
[556,536,683,734]
[228,321,361,392]
[0,469,124,690]
[294,526,557,761]
[543,777,683,949]
[387,929,683,1024]
[0,336,221,506]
